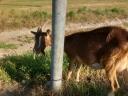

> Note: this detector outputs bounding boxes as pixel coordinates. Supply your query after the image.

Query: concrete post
[50,0,67,92]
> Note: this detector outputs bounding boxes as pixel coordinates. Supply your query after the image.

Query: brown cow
[31,26,128,95]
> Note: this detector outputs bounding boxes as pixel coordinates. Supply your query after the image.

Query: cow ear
[31,31,36,35]
[46,29,51,35]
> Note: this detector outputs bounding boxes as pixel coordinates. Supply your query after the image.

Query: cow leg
[76,65,82,82]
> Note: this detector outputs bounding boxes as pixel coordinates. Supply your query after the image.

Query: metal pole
[50,0,67,92]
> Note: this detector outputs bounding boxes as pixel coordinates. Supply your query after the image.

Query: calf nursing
[31,26,128,94]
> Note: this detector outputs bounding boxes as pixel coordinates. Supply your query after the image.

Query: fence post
[50,0,67,92]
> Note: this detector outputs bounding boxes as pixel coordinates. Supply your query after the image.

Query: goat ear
[46,29,51,34]
[31,31,36,35]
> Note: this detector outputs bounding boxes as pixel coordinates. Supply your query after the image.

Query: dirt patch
[0,28,34,58]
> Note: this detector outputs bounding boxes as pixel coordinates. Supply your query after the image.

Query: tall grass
[0,6,128,31]
[0,51,127,95]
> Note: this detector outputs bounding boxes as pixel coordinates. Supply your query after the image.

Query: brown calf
[31,26,128,95]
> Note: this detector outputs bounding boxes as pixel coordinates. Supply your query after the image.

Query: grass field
[0,51,127,96]
[0,0,128,31]
[0,0,128,96]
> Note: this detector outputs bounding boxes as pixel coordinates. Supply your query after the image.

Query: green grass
[0,51,127,96]
[0,42,17,49]
[0,51,68,83]
[0,52,51,83]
